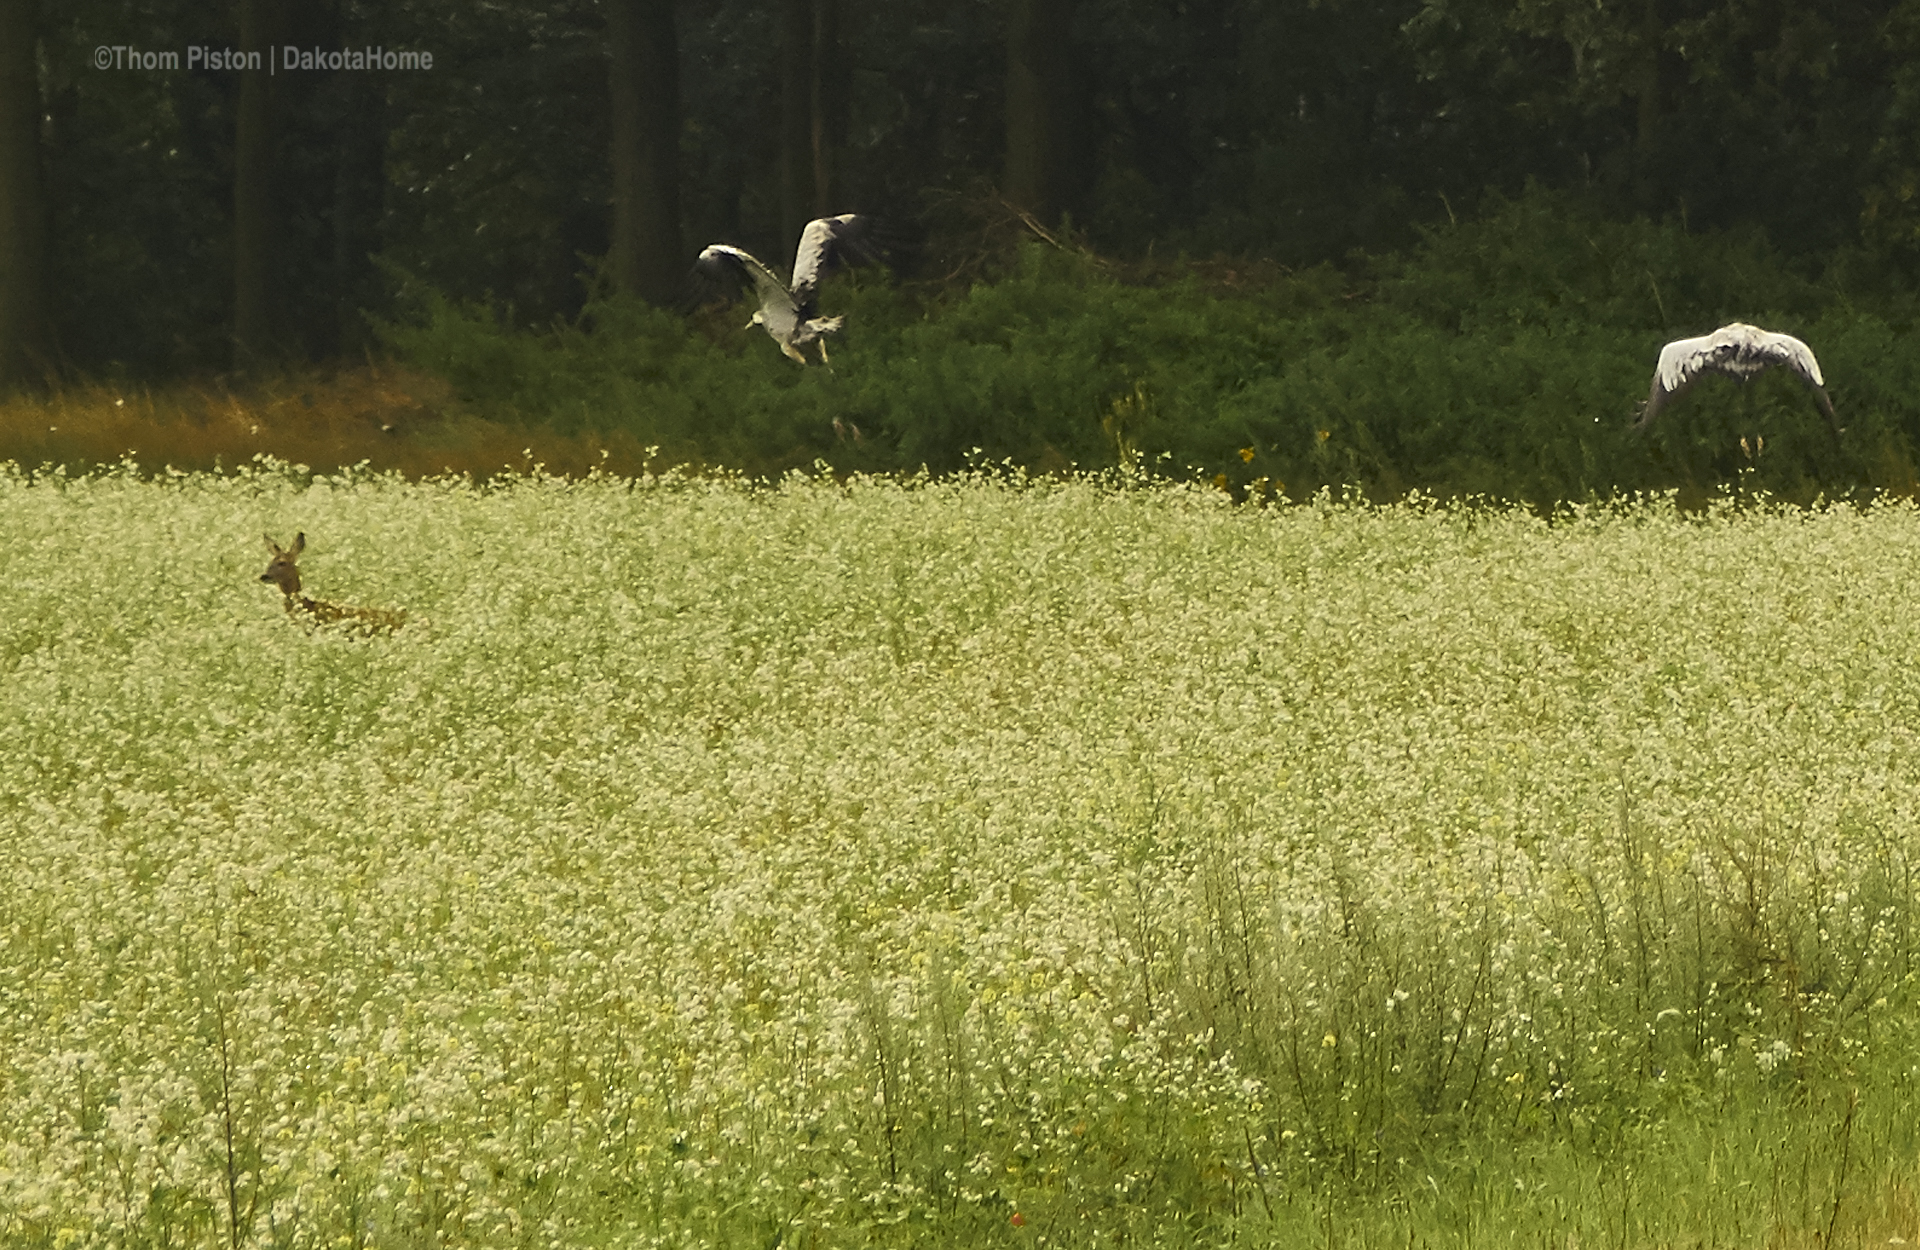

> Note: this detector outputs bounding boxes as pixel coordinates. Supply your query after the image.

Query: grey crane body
[1636,322,1839,433]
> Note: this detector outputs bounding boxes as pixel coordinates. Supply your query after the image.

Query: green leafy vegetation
[9,191,1917,504]
[4,463,1919,1246]
[376,189,1920,504]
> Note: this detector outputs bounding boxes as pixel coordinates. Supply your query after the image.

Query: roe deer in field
[260,533,407,632]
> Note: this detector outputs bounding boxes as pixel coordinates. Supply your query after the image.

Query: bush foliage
[378,189,1920,504]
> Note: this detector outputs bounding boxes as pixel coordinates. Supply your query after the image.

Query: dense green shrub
[381,188,1920,502]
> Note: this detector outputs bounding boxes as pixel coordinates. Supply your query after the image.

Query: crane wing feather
[790,214,881,317]
[1637,334,1713,428]
[1749,329,1825,387]
[694,244,795,319]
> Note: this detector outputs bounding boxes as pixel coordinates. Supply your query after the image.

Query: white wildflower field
[4,461,1920,1249]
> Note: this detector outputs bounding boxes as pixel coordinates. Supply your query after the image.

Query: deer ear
[291,533,306,555]
[264,533,281,553]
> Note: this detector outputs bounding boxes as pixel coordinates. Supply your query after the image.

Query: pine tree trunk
[1631,0,1663,209]
[0,0,51,386]
[1003,0,1087,226]
[331,72,387,355]
[810,0,844,218]
[233,0,286,369]
[780,0,813,245]
[782,0,846,244]
[608,0,684,307]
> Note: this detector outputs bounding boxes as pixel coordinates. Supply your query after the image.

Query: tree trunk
[781,0,846,245]
[331,71,387,355]
[0,0,51,387]
[1003,0,1088,226]
[780,0,812,244]
[1631,0,1663,209]
[608,0,684,307]
[233,0,286,369]
[810,0,845,219]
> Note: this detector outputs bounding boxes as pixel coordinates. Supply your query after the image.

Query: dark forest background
[3,0,1920,501]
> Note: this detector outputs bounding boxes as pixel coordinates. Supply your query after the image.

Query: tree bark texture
[1631,0,1664,210]
[781,0,848,244]
[330,71,387,355]
[0,0,51,386]
[233,0,286,368]
[608,0,684,307]
[1003,0,1089,226]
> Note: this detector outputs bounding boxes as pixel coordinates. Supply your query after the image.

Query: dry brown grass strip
[0,362,671,480]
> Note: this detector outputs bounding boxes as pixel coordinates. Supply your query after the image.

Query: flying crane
[693,214,880,365]
[1636,322,1839,433]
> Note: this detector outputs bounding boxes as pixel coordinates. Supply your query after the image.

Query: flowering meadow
[4,460,1920,1249]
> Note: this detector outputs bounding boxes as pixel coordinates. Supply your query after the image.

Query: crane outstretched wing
[789,215,883,319]
[1749,329,1838,431]
[1636,332,1717,429]
[693,244,794,320]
